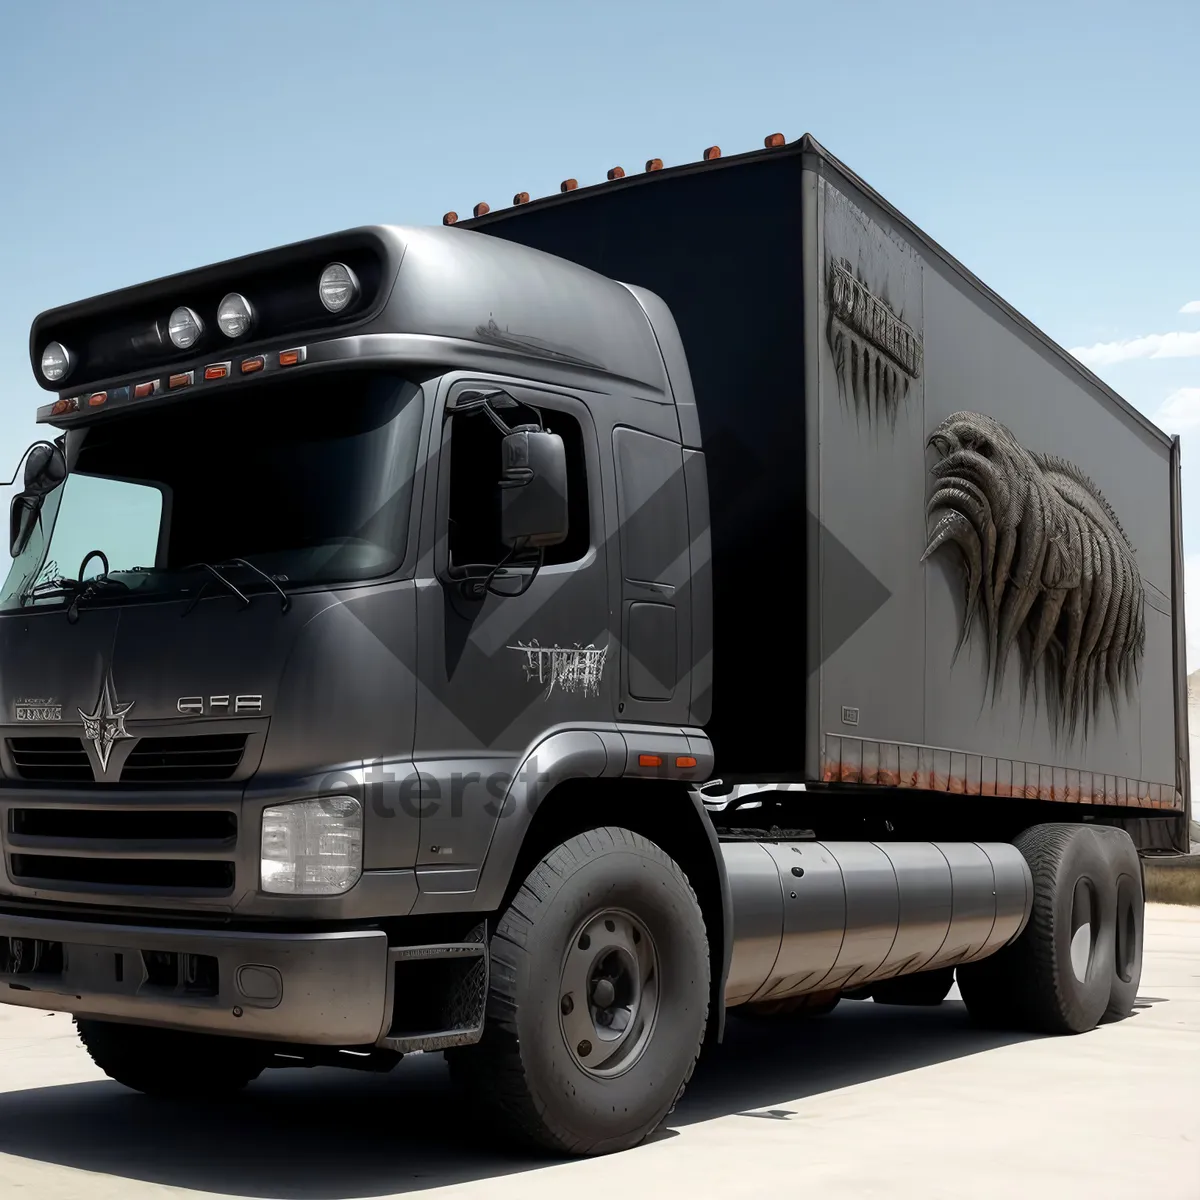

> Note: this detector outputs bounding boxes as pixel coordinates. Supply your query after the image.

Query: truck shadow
[0,999,1049,1198]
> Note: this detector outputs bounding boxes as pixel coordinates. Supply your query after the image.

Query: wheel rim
[1069,876,1098,983]
[558,907,660,1079]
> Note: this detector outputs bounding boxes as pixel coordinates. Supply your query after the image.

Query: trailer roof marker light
[318,262,360,314]
[87,391,107,408]
[278,347,306,367]
[443,211,459,226]
[240,355,266,375]
[764,132,786,148]
[41,342,73,383]
[645,158,663,172]
[51,396,80,416]
[133,379,161,399]
[560,178,578,192]
[168,306,203,350]
[607,166,625,181]
[168,370,194,390]
[675,756,698,769]
[203,362,231,381]
[473,202,490,217]
[513,191,530,205]
[638,754,663,768]
[703,146,721,161]
[216,292,255,339]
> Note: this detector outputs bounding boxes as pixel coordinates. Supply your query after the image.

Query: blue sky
[1,0,1197,648]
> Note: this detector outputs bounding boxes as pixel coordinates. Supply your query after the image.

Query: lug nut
[561,994,574,1015]
[577,1039,592,1057]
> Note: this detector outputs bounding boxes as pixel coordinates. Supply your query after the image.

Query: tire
[75,1018,268,1099]
[1096,827,1144,1023]
[957,823,1118,1035]
[869,966,956,1007]
[447,826,710,1156]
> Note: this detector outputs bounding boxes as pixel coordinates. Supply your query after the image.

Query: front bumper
[0,911,390,1045]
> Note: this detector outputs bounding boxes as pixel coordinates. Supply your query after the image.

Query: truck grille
[7,738,92,783]
[121,734,247,783]
[6,734,248,784]
[6,806,238,894]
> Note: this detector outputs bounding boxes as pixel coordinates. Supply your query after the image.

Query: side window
[42,474,164,581]
[447,402,590,570]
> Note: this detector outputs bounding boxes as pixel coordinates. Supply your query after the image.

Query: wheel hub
[558,908,660,1079]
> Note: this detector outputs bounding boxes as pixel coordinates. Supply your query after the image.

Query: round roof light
[41,341,73,383]
[319,262,360,314]
[168,306,203,350]
[217,293,255,339]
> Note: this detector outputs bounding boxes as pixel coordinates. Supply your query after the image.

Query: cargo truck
[0,132,1188,1157]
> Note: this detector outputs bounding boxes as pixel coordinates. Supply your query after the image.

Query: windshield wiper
[226,558,291,613]
[20,574,132,624]
[179,560,291,617]
[180,562,251,618]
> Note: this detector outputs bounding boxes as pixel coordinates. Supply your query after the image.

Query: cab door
[412,376,609,896]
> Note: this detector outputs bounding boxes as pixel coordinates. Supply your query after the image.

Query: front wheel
[448,827,710,1156]
[75,1018,268,1099]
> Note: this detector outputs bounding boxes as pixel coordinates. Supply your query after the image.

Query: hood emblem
[79,672,135,772]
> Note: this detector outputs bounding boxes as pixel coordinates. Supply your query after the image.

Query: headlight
[318,262,360,313]
[168,306,203,350]
[260,796,363,895]
[41,342,73,382]
[216,292,255,338]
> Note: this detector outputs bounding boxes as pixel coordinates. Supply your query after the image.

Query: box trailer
[0,131,1186,1158]
[460,134,1189,850]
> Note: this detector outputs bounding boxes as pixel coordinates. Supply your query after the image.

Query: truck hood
[0,584,418,782]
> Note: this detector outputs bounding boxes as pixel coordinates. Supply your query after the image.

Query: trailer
[0,132,1187,1157]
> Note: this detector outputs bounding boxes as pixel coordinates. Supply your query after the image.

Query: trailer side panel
[806,156,1182,820]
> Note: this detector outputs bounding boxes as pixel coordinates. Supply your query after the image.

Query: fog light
[41,342,73,382]
[318,262,360,313]
[217,292,255,338]
[168,306,203,350]
[260,796,363,895]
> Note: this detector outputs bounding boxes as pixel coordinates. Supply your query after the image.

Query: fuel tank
[721,839,1032,1007]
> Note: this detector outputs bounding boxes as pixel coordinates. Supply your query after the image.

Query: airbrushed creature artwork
[923,410,1146,737]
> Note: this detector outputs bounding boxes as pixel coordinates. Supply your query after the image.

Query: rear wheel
[1100,829,1144,1023]
[958,823,1134,1035]
[75,1018,268,1099]
[447,826,710,1156]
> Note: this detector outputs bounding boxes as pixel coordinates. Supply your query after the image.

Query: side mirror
[8,441,66,557]
[9,495,40,558]
[499,426,569,549]
[23,442,67,497]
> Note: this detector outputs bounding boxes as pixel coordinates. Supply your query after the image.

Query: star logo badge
[79,672,135,773]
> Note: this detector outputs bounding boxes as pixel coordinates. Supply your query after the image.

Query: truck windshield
[0,370,424,610]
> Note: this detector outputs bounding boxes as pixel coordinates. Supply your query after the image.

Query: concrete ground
[1,904,1196,1200]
